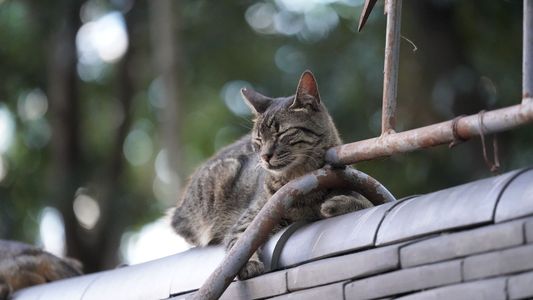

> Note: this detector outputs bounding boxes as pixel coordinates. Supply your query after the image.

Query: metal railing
[381,0,402,135]
[191,167,395,300]
[525,0,533,102]
[192,1,533,299]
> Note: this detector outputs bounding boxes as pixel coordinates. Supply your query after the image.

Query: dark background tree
[0,0,531,272]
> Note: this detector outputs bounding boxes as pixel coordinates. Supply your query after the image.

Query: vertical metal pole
[524,0,533,104]
[381,0,402,135]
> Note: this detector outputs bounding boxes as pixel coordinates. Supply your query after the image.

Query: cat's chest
[264,175,327,202]
[263,174,328,221]
[284,191,327,221]
[264,178,285,195]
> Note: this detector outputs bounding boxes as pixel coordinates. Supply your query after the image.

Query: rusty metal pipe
[358,0,378,32]
[191,167,396,300]
[525,0,533,103]
[326,102,533,165]
[381,0,402,135]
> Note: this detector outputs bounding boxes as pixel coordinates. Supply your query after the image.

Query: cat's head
[241,70,341,176]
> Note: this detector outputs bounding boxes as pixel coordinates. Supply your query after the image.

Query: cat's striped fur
[171,71,372,279]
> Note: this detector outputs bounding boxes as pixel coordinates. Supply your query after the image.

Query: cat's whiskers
[296,152,322,169]
[272,152,294,168]
[254,161,262,170]
[234,115,253,130]
[275,152,291,162]
[236,122,252,130]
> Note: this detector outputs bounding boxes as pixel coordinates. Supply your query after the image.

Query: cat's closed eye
[278,129,299,143]
[253,138,262,151]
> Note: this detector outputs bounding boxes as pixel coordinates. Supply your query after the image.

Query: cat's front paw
[237,259,264,280]
[320,195,372,218]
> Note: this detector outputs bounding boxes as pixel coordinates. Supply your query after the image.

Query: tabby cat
[171,70,372,279]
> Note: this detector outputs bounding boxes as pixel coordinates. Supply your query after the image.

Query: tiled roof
[13,168,533,300]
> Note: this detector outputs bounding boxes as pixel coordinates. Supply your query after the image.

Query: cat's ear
[241,88,272,115]
[290,70,321,111]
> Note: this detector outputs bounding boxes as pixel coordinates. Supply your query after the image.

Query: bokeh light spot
[155,149,177,184]
[0,155,8,183]
[148,77,167,109]
[23,119,52,149]
[76,11,129,64]
[246,0,351,40]
[123,128,154,166]
[0,105,16,154]
[273,10,304,35]
[73,191,101,230]
[245,3,277,34]
[221,80,253,116]
[38,207,66,257]
[275,45,306,74]
[17,89,48,122]
[120,218,191,265]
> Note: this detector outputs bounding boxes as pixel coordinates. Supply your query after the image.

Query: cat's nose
[261,153,273,163]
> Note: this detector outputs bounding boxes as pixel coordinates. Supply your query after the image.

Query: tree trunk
[149,0,184,200]
[97,7,138,269]
[46,0,83,267]
[47,1,139,272]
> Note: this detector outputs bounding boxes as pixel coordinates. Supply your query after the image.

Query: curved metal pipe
[191,166,395,300]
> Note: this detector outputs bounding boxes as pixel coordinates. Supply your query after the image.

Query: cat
[0,239,82,300]
[171,70,372,279]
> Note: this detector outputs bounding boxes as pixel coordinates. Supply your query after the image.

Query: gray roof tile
[495,168,533,222]
[287,244,399,291]
[12,168,533,300]
[12,274,101,300]
[277,202,398,268]
[376,169,523,245]
[395,277,507,300]
[261,222,307,271]
[167,247,226,295]
[526,219,533,243]
[508,271,533,300]
[14,247,226,300]
[220,270,287,300]
[344,260,462,300]
[82,250,205,300]
[269,282,344,300]
[400,220,525,267]
[168,292,194,299]
[463,244,533,280]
